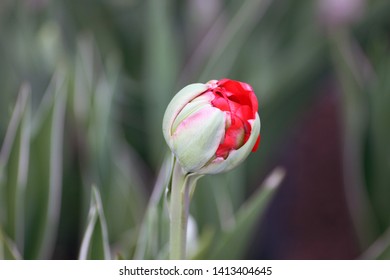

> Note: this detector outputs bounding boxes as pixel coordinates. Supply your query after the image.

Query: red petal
[218,79,258,118]
[249,92,258,117]
[222,79,249,96]
[252,134,261,152]
[208,78,260,158]
[211,93,230,111]
[215,116,246,158]
[234,105,253,121]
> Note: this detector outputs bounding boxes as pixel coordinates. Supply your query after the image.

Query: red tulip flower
[163,78,261,174]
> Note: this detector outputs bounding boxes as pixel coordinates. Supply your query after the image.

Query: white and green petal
[171,105,225,172]
[197,113,260,174]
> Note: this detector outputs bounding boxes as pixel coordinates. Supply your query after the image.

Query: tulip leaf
[199,0,272,81]
[206,167,285,259]
[329,33,380,247]
[0,228,22,260]
[23,71,67,259]
[79,186,111,260]
[144,0,179,166]
[133,154,173,259]
[72,38,147,255]
[0,85,30,256]
[360,227,390,260]
[365,51,390,233]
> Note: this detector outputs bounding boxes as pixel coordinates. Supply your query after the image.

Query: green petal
[172,92,214,133]
[172,106,225,172]
[162,84,208,148]
[199,113,261,174]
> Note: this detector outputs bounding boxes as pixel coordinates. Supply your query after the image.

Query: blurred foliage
[0,0,390,259]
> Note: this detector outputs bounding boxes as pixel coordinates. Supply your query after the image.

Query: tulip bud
[163,78,261,174]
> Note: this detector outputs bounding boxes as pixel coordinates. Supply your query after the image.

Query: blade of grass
[133,153,173,259]
[144,0,178,166]
[72,37,95,125]
[360,227,390,259]
[24,70,67,259]
[0,228,22,260]
[105,141,148,256]
[366,49,390,231]
[0,84,30,256]
[205,167,285,260]
[329,30,380,248]
[79,186,111,260]
[199,0,272,81]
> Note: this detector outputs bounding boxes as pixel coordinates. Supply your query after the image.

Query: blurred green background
[1,0,390,259]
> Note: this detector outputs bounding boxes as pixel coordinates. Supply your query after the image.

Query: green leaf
[24,71,67,259]
[365,52,390,233]
[79,186,111,260]
[71,38,147,253]
[199,0,272,81]
[329,32,380,248]
[206,167,285,259]
[0,228,22,260]
[102,142,148,256]
[360,227,390,259]
[0,84,30,256]
[144,0,179,166]
[133,153,173,259]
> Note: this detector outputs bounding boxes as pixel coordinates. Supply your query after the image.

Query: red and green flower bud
[163,78,261,174]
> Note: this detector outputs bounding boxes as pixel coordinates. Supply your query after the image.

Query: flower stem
[169,160,190,260]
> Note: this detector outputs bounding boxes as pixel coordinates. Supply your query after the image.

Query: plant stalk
[169,160,190,260]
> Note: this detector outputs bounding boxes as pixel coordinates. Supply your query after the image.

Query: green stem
[169,160,190,259]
